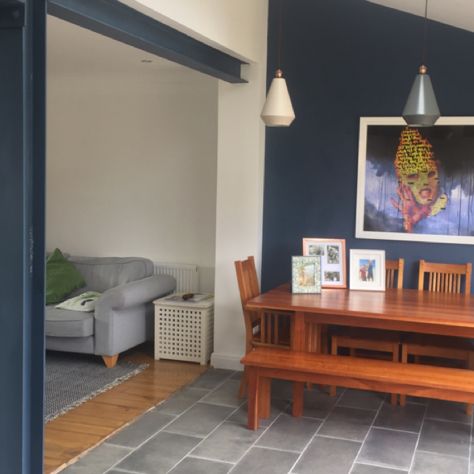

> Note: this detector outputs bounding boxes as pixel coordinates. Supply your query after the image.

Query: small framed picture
[302,238,346,288]
[350,249,385,291]
[292,256,322,294]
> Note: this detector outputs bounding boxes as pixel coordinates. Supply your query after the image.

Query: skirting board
[210,352,243,371]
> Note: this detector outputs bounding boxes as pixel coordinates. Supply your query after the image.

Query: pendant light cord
[421,0,429,65]
[277,0,283,70]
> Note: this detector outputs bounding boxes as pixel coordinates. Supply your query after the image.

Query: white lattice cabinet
[153,294,214,365]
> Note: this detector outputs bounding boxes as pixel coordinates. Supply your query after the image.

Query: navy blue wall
[262,0,474,291]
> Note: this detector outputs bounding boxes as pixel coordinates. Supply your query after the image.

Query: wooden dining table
[245,284,474,412]
[246,284,474,352]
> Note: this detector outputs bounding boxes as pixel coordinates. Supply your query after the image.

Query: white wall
[47,68,218,293]
[120,0,269,369]
[120,0,267,62]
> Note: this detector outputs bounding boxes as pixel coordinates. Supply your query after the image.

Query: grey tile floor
[61,369,474,474]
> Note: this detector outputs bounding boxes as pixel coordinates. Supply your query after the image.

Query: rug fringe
[45,363,148,423]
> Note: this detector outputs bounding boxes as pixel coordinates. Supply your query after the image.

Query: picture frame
[356,117,474,244]
[292,256,322,294]
[349,249,385,291]
[302,238,346,288]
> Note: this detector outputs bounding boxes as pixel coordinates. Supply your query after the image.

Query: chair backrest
[386,258,404,289]
[418,259,472,294]
[235,256,261,352]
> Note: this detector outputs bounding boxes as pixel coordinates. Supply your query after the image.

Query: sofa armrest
[95,275,176,317]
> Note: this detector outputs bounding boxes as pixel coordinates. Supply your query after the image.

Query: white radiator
[154,262,199,293]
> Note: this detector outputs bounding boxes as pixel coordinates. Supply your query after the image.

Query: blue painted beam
[0,1,46,472]
[47,0,247,83]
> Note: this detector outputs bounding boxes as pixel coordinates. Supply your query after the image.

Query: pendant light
[261,0,295,127]
[402,0,440,127]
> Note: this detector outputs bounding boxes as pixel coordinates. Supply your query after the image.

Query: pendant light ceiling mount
[261,0,295,127]
[402,0,440,127]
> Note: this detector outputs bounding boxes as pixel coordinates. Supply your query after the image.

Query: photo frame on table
[356,117,474,245]
[350,249,385,291]
[302,238,346,288]
[292,256,322,294]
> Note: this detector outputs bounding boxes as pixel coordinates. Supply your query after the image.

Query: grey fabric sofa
[45,256,176,367]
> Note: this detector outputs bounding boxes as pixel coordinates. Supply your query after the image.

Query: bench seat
[241,347,474,429]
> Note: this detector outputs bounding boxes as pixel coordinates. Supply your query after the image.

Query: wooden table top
[246,284,474,337]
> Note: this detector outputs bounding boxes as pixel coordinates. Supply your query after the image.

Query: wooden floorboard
[44,344,207,473]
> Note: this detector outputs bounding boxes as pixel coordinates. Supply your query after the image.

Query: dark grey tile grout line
[288,388,347,473]
[347,394,385,473]
[102,369,237,474]
[405,401,428,473]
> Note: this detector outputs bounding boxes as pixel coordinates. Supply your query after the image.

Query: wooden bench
[241,347,474,430]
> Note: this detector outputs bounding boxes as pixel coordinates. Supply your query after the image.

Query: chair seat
[402,333,474,351]
[45,307,94,338]
[334,327,401,343]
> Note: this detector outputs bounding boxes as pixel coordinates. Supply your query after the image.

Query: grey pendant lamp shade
[261,69,295,127]
[402,65,440,127]
[261,0,295,127]
[402,0,440,127]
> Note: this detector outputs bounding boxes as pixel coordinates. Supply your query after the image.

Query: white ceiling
[368,0,474,33]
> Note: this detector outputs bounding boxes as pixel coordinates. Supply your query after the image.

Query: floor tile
[191,421,263,463]
[374,402,425,433]
[230,371,243,380]
[295,387,338,419]
[293,436,361,474]
[318,406,376,442]
[271,379,293,401]
[228,398,287,427]
[60,443,132,474]
[201,379,242,407]
[189,368,233,390]
[256,413,321,452]
[425,399,472,424]
[163,402,234,437]
[156,387,209,415]
[351,464,408,474]
[231,446,298,474]
[169,456,232,474]
[107,410,175,448]
[411,451,469,474]
[418,419,471,458]
[337,389,385,410]
[115,431,200,474]
[356,427,418,470]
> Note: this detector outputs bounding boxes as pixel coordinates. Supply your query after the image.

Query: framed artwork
[302,238,347,288]
[356,117,474,244]
[350,249,385,291]
[292,256,322,294]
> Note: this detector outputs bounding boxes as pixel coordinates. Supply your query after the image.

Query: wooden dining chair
[330,258,405,404]
[235,256,291,398]
[400,260,473,411]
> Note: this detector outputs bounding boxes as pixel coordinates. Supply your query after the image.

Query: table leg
[291,311,306,416]
[259,377,271,419]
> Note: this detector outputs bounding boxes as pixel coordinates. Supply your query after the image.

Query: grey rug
[45,351,148,422]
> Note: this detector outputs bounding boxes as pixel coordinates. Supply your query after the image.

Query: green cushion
[46,248,86,305]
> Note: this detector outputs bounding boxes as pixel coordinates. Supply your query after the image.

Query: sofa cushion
[45,307,94,338]
[46,248,86,304]
[67,257,154,293]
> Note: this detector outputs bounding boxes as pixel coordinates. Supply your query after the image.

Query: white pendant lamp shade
[402,65,440,127]
[261,69,295,127]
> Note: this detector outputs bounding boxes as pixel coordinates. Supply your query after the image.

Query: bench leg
[247,367,260,430]
[292,382,305,417]
[466,353,474,415]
